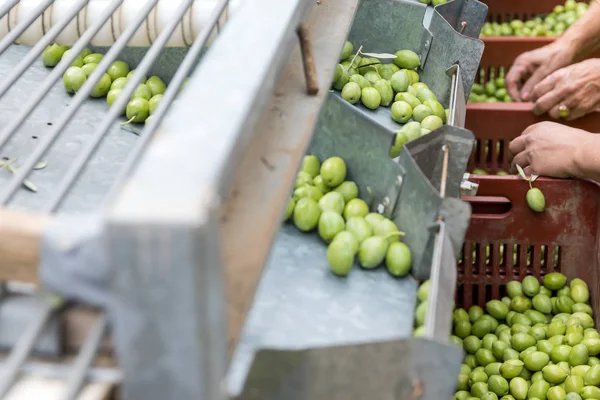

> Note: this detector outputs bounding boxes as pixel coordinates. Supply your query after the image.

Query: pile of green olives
[414,280,432,336]
[480,0,589,38]
[41,44,167,126]
[452,273,599,400]
[283,155,412,278]
[332,41,450,154]
[469,67,512,104]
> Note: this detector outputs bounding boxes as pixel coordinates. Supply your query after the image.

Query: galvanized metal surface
[435,0,488,39]
[106,0,317,399]
[227,223,419,396]
[0,45,188,213]
[406,125,474,199]
[234,338,463,400]
[423,221,458,343]
[348,0,484,108]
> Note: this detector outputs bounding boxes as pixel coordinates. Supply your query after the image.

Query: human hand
[529,58,600,120]
[508,121,592,178]
[505,42,576,102]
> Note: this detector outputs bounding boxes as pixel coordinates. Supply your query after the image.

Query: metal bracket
[446,63,467,128]
[434,0,488,40]
[419,27,433,69]
[424,220,458,342]
[235,339,463,400]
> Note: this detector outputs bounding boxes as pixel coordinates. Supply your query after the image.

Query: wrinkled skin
[529,58,600,120]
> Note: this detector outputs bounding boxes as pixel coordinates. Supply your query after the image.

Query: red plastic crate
[458,175,600,324]
[465,103,600,173]
[483,0,564,23]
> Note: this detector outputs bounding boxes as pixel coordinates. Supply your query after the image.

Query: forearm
[574,132,600,182]
[556,0,600,62]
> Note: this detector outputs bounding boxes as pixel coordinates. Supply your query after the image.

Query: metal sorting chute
[229,1,487,398]
[0,0,486,398]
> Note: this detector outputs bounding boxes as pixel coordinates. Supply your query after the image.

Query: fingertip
[522,92,529,101]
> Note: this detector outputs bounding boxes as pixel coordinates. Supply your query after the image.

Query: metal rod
[0,0,20,21]
[46,0,213,212]
[0,297,63,398]
[61,313,109,400]
[102,0,231,208]
[0,0,54,56]
[0,0,155,206]
[0,0,123,147]
[0,0,91,97]
[439,144,450,198]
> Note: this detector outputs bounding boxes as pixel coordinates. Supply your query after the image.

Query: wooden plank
[220,0,359,355]
[6,377,115,400]
[0,209,50,284]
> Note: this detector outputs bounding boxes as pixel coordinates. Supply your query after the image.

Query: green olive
[125,98,150,124]
[79,47,92,58]
[385,241,411,277]
[296,171,313,188]
[377,64,400,80]
[340,41,354,61]
[284,198,295,221]
[81,62,98,77]
[293,185,323,202]
[358,236,389,268]
[414,300,428,327]
[148,94,162,115]
[320,157,346,188]
[343,198,369,220]
[345,217,373,244]
[62,49,84,67]
[107,88,126,115]
[391,101,413,124]
[83,53,103,65]
[313,175,331,194]
[42,44,69,67]
[318,192,345,215]
[364,212,385,231]
[90,73,112,98]
[292,197,321,232]
[63,66,87,94]
[128,70,147,83]
[107,60,131,81]
[146,76,166,97]
[333,181,358,203]
[527,188,546,212]
[373,79,394,107]
[393,49,420,70]
[360,87,382,109]
[318,211,345,243]
[341,82,362,104]
[327,239,355,277]
[110,77,128,90]
[331,231,359,255]
[413,104,433,123]
[132,84,153,101]
[390,70,410,93]
[300,155,320,179]
[544,272,567,290]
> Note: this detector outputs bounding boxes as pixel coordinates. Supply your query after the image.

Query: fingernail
[522,92,529,101]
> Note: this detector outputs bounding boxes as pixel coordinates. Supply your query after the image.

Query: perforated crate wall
[458,176,600,325]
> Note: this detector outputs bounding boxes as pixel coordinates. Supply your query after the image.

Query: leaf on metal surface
[361,52,397,59]
[34,160,48,170]
[23,180,38,193]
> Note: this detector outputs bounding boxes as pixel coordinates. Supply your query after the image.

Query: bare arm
[506,1,600,101]
[557,0,600,62]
